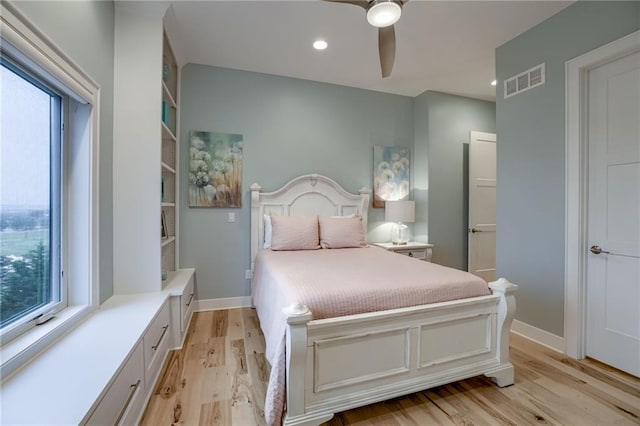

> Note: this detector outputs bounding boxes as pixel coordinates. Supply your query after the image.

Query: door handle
[590,245,610,255]
[470,228,483,234]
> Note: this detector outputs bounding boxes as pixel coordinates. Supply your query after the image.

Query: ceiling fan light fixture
[367,0,402,28]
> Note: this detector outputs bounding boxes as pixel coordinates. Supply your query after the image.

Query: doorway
[584,50,639,376]
[565,30,640,376]
[468,131,496,282]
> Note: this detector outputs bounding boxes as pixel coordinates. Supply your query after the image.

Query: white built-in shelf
[161,236,175,248]
[162,81,177,108]
[161,122,176,141]
[161,162,176,174]
[1,265,196,425]
[162,268,195,297]
[161,30,178,288]
[0,292,168,425]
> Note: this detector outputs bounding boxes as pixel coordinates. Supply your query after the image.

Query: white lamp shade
[385,200,415,223]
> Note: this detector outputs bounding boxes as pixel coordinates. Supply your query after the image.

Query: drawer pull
[114,379,140,425]
[185,293,194,307]
[152,325,169,351]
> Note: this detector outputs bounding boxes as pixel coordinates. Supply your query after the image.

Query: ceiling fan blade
[378,25,396,78]
[323,0,369,9]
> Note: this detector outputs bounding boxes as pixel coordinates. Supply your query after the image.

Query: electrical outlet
[245,269,252,280]
[228,212,236,223]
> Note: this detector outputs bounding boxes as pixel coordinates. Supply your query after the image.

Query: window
[0,57,65,342]
[0,3,100,379]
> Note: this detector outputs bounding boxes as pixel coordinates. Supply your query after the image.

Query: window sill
[0,293,169,424]
[0,304,93,381]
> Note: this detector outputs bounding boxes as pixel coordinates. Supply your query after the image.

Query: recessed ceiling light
[313,40,328,50]
[491,80,497,86]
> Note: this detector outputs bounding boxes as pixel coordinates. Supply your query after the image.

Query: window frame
[0,2,100,380]
[0,55,67,342]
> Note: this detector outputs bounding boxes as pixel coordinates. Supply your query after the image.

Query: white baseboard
[195,296,252,312]
[511,319,565,353]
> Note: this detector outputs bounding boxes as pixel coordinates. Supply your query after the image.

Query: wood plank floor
[141,309,640,425]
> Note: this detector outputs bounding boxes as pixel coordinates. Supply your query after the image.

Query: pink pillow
[319,216,366,249]
[270,215,320,251]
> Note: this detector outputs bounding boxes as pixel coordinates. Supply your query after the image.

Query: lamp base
[390,222,410,245]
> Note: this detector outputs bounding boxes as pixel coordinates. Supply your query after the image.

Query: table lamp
[385,200,415,245]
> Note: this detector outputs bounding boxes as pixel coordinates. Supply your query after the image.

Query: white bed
[250,174,518,426]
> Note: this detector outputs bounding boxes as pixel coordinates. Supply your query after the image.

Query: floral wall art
[189,131,243,207]
[373,145,410,208]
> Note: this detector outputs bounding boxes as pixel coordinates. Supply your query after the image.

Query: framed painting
[189,131,243,207]
[373,145,410,208]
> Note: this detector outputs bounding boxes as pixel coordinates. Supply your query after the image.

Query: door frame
[564,29,640,359]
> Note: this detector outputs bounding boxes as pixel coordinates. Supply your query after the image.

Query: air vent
[504,63,545,99]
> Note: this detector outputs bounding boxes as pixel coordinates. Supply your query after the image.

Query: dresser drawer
[372,243,433,262]
[86,342,145,426]
[181,276,195,332]
[394,248,427,259]
[143,300,171,387]
[168,269,196,349]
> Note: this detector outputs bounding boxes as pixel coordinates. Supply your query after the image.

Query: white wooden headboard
[250,174,371,267]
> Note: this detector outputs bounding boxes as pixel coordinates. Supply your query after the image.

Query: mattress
[251,245,491,425]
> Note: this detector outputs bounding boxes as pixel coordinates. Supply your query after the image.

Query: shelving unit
[161,31,178,285]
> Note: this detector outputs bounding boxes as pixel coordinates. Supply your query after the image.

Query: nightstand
[372,242,433,262]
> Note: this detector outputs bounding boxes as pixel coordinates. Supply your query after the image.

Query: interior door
[586,50,640,377]
[468,131,496,282]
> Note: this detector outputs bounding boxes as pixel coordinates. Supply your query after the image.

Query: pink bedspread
[252,246,490,425]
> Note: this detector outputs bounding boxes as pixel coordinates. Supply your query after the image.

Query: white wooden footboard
[283,278,518,426]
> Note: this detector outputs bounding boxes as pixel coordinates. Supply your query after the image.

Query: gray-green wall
[180,66,497,301]
[496,1,640,336]
[415,91,496,270]
[179,65,414,300]
[11,1,115,303]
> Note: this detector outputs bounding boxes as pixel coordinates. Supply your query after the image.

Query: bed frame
[250,174,518,426]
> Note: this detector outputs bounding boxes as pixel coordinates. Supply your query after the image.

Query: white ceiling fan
[325,0,407,78]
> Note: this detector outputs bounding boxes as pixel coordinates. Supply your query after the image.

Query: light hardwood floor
[141,309,640,425]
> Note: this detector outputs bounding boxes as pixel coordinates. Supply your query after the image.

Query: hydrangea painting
[373,145,410,208]
[189,131,243,207]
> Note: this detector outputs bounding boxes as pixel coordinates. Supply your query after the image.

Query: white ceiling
[165,0,573,101]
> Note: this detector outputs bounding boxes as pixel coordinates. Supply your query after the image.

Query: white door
[586,50,640,377]
[468,131,496,282]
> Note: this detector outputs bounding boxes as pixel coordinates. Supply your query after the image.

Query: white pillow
[318,215,366,249]
[270,215,320,251]
[265,214,352,249]
[263,214,272,249]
